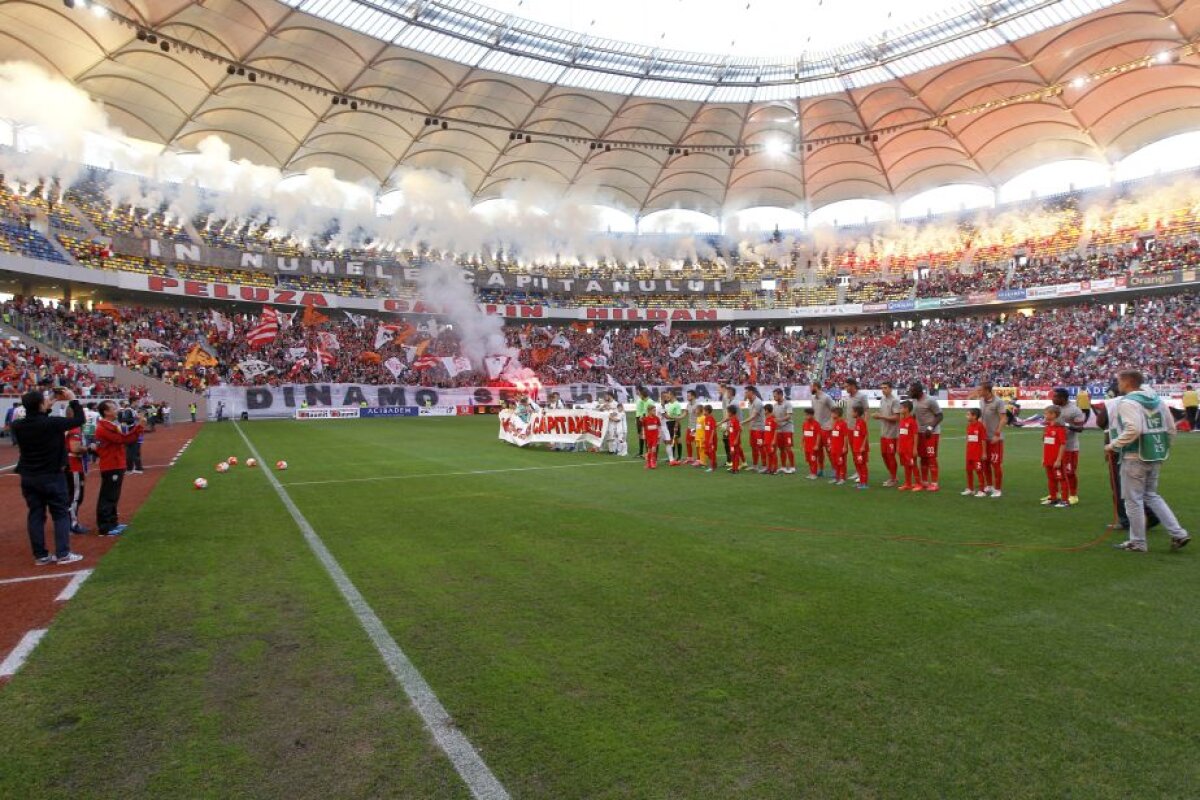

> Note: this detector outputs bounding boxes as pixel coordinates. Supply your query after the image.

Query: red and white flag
[315,342,337,366]
[316,331,341,351]
[412,355,440,371]
[245,307,279,349]
[484,354,510,379]
[579,356,596,370]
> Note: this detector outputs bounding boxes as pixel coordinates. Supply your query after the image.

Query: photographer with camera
[11,386,85,565]
[94,400,145,537]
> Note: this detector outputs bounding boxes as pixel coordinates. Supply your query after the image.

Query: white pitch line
[0,569,89,587]
[0,629,47,678]
[283,458,640,488]
[55,569,94,601]
[0,462,17,472]
[233,422,510,800]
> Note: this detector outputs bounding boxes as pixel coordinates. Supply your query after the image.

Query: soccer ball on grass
[246,458,258,468]
[193,477,208,490]
[227,456,239,466]
[215,462,230,473]
[275,460,288,471]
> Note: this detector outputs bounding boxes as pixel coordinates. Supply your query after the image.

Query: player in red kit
[762,404,779,474]
[963,408,987,497]
[896,401,920,491]
[828,407,850,485]
[642,408,662,469]
[850,406,869,489]
[1041,405,1068,507]
[801,408,821,479]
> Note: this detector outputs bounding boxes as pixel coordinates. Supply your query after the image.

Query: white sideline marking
[283,459,640,488]
[0,629,47,678]
[55,569,93,601]
[0,569,89,587]
[0,462,17,472]
[233,422,510,800]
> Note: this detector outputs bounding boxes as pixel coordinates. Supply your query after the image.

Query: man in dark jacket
[12,387,85,565]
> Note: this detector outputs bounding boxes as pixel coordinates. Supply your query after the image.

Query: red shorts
[899,450,916,466]
[967,459,984,472]
[776,432,794,448]
[918,433,940,458]
[763,434,776,449]
[749,430,765,449]
[645,436,659,448]
[1062,450,1079,475]
[820,429,832,449]
[880,437,897,456]
[985,439,1004,464]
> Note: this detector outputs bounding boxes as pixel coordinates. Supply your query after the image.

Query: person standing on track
[65,425,89,534]
[94,400,145,537]
[12,387,85,566]
[772,389,795,474]
[745,386,767,473]
[810,381,836,477]
[977,381,1007,498]
[1049,387,1088,506]
[909,381,944,492]
[1106,370,1190,553]
[873,381,901,486]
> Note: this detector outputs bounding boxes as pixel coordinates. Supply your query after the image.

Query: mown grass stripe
[233,422,510,800]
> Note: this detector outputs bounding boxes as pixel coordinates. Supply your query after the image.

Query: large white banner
[499,409,609,448]
[204,382,815,419]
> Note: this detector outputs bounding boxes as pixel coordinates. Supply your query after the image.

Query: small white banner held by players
[499,409,609,448]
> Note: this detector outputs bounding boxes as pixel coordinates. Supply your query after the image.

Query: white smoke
[417,257,509,367]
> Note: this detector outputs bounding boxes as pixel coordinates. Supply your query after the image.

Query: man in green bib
[1105,370,1190,553]
[634,387,653,459]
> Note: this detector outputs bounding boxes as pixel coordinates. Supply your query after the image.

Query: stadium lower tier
[3,289,1196,392]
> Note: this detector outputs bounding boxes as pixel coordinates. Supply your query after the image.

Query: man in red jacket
[94,400,144,536]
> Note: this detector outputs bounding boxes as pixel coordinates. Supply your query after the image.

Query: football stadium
[1,0,1198,796]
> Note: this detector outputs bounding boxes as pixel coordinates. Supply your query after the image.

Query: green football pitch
[1,413,1197,799]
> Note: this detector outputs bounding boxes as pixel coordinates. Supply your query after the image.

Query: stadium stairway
[63,200,101,239]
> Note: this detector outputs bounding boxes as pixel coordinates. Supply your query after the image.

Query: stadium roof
[2,0,1199,216]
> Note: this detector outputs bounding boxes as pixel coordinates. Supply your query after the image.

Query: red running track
[0,422,200,684]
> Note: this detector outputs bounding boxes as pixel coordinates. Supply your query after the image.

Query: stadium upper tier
[2,0,1199,216]
[2,165,1200,310]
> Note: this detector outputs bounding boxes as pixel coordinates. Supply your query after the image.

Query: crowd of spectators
[0,335,119,396]
[6,286,1197,392]
[825,294,1199,387]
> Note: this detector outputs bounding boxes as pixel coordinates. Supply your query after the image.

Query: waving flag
[601,330,613,357]
[438,356,472,378]
[484,354,511,379]
[550,332,571,349]
[246,307,279,349]
[277,310,297,330]
[287,347,308,360]
[301,303,329,327]
[135,338,171,355]
[633,332,651,350]
[237,359,271,379]
[344,311,367,329]
[210,309,234,339]
[653,320,672,337]
[383,357,406,380]
[184,344,217,369]
[579,356,596,370]
[412,355,440,371]
[719,325,732,338]
[316,331,340,351]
